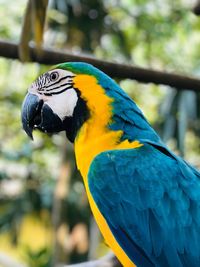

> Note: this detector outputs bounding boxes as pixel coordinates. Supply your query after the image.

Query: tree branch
[1,39,200,92]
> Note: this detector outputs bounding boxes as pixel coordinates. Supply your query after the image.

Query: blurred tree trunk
[88,218,101,260]
[51,140,75,266]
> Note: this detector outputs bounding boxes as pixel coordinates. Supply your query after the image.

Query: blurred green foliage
[0,0,199,266]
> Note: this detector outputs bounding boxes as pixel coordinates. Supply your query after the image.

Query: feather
[88,141,200,267]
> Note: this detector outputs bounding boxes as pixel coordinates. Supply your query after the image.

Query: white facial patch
[28,68,79,120]
[45,88,78,120]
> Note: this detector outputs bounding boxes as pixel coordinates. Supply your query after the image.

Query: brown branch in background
[0,39,200,92]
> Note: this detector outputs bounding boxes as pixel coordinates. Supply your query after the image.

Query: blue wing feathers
[88,142,200,267]
[110,223,155,267]
[104,85,162,143]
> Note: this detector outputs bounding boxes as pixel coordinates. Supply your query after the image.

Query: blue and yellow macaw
[21,62,200,267]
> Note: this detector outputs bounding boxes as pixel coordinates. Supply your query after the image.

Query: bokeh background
[0,0,200,266]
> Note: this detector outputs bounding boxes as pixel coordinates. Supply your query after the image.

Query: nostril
[29,100,44,128]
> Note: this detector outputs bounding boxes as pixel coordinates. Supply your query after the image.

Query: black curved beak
[21,93,44,139]
[21,93,65,139]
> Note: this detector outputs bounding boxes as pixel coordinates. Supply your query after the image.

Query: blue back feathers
[58,62,200,267]
[88,141,200,267]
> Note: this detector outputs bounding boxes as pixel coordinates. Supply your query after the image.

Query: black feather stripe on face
[35,72,75,95]
[39,85,74,96]
[42,75,75,89]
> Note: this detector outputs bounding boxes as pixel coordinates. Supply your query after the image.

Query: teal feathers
[89,141,200,267]
[57,62,200,267]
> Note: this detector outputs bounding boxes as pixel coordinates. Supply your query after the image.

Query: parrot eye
[50,71,59,82]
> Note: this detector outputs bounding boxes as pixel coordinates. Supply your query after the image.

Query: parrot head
[21,62,121,142]
[22,62,159,144]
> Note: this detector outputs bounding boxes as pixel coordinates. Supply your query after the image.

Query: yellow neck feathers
[73,74,139,267]
[73,74,142,179]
